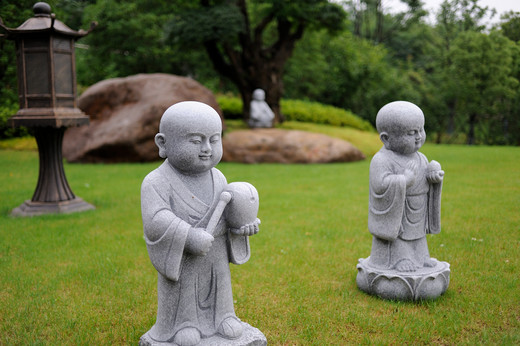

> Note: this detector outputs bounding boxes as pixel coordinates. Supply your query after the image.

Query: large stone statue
[356,101,450,301]
[248,89,274,128]
[140,101,266,345]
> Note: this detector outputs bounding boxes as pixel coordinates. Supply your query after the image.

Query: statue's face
[157,103,223,175]
[385,117,425,155]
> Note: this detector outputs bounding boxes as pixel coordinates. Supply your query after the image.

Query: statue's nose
[202,141,211,152]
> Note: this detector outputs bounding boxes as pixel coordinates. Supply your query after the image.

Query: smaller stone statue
[140,101,266,346]
[248,89,274,128]
[356,101,450,301]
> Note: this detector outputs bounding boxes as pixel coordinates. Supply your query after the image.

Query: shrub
[217,94,375,132]
[216,94,243,120]
[281,99,374,132]
[0,102,29,139]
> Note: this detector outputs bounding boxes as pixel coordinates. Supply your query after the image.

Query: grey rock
[356,101,449,301]
[63,74,223,163]
[140,101,263,345]
[222,128,365,163]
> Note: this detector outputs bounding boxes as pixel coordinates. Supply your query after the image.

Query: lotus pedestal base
[139,322,267,346]
[356,257,450,301]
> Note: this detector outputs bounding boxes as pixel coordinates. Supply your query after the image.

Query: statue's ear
[155,133,167,158]
[380,132,389,145]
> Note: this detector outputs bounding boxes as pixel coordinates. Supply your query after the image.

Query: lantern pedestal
[10,121,95,217]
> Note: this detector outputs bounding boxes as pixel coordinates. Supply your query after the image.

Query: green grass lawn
[0,144,519,344]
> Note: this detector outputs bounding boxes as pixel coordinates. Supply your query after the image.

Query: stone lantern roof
[0,2,96,38]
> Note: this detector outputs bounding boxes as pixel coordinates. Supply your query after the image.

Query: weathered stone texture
[222,128,365,164]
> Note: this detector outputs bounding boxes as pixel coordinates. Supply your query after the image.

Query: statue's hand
[230,218,260,236]
[185,228,214,256]
[427,170,444,184]
[404,160,418,187]
[404,169,416,188]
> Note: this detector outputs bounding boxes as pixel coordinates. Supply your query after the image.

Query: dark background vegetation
[1,0,520,145]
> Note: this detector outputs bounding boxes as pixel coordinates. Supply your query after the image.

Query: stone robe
[248,100,274,128]
[368,148,442,270]
[141,161,250,342]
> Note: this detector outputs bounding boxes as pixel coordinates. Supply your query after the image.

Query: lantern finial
[33,2,52,17]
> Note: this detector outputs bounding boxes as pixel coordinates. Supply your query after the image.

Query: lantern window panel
[52,37,72,51]
[54,52,73,95]
[26,52,50,95]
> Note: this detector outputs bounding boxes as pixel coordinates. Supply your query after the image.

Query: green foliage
[448,31,518,144]
[281,99,374,132]
[164,4,245,46]
[499,11,520,42]
[284,30,423,125]
[1,145,519,344]
[0,102,29,140]
[216,94,243,120]
[0,0,34,139]
[217,94,374,132]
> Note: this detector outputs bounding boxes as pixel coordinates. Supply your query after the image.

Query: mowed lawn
[0,144,518,345]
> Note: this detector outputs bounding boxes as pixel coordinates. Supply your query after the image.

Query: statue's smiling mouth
[199,155,212,160]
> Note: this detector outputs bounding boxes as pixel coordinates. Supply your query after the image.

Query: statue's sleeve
[427,179,442,234]
[228,234,251,265]
[368,153,407,241]
[141,173,190,281]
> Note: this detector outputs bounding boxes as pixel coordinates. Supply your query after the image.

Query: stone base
[139,322,267,346]
[356,257,450,301]
[10,198,95,217]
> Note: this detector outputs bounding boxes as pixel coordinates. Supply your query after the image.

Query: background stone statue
[139,101,266,345]
[356,101,450,301]
[248,89,274,128]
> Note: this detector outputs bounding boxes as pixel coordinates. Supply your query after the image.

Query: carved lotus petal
[372,274,414,301]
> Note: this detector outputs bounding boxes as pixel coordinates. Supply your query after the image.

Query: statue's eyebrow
[186,132,221,138]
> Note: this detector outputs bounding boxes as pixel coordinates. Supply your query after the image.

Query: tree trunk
[201,0,304,126]
[467,113,477,145]
[376,0,383,43]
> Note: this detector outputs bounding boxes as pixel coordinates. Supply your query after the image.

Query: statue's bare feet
[395,259,416,272]
[174,327,200,346]
[218,317,243,339]
[423,258,436,268]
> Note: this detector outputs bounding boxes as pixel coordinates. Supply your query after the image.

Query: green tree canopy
[164,0,346,123]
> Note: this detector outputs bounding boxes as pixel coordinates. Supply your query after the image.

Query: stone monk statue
[139,101,265,346]
[248,89,274,128]
[356,101,450,301]
[368,101,443,271]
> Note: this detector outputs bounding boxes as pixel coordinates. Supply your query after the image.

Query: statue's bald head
[159,101,222,137]
[376,101,424,135]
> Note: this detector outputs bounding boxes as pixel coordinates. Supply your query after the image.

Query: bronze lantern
[0,2,97,216]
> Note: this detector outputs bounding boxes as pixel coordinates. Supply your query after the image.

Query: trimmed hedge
[216,94,374,132]
[216,95,243,120]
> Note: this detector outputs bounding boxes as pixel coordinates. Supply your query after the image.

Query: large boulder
[63,73,222,163]
[222,128,365,163]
